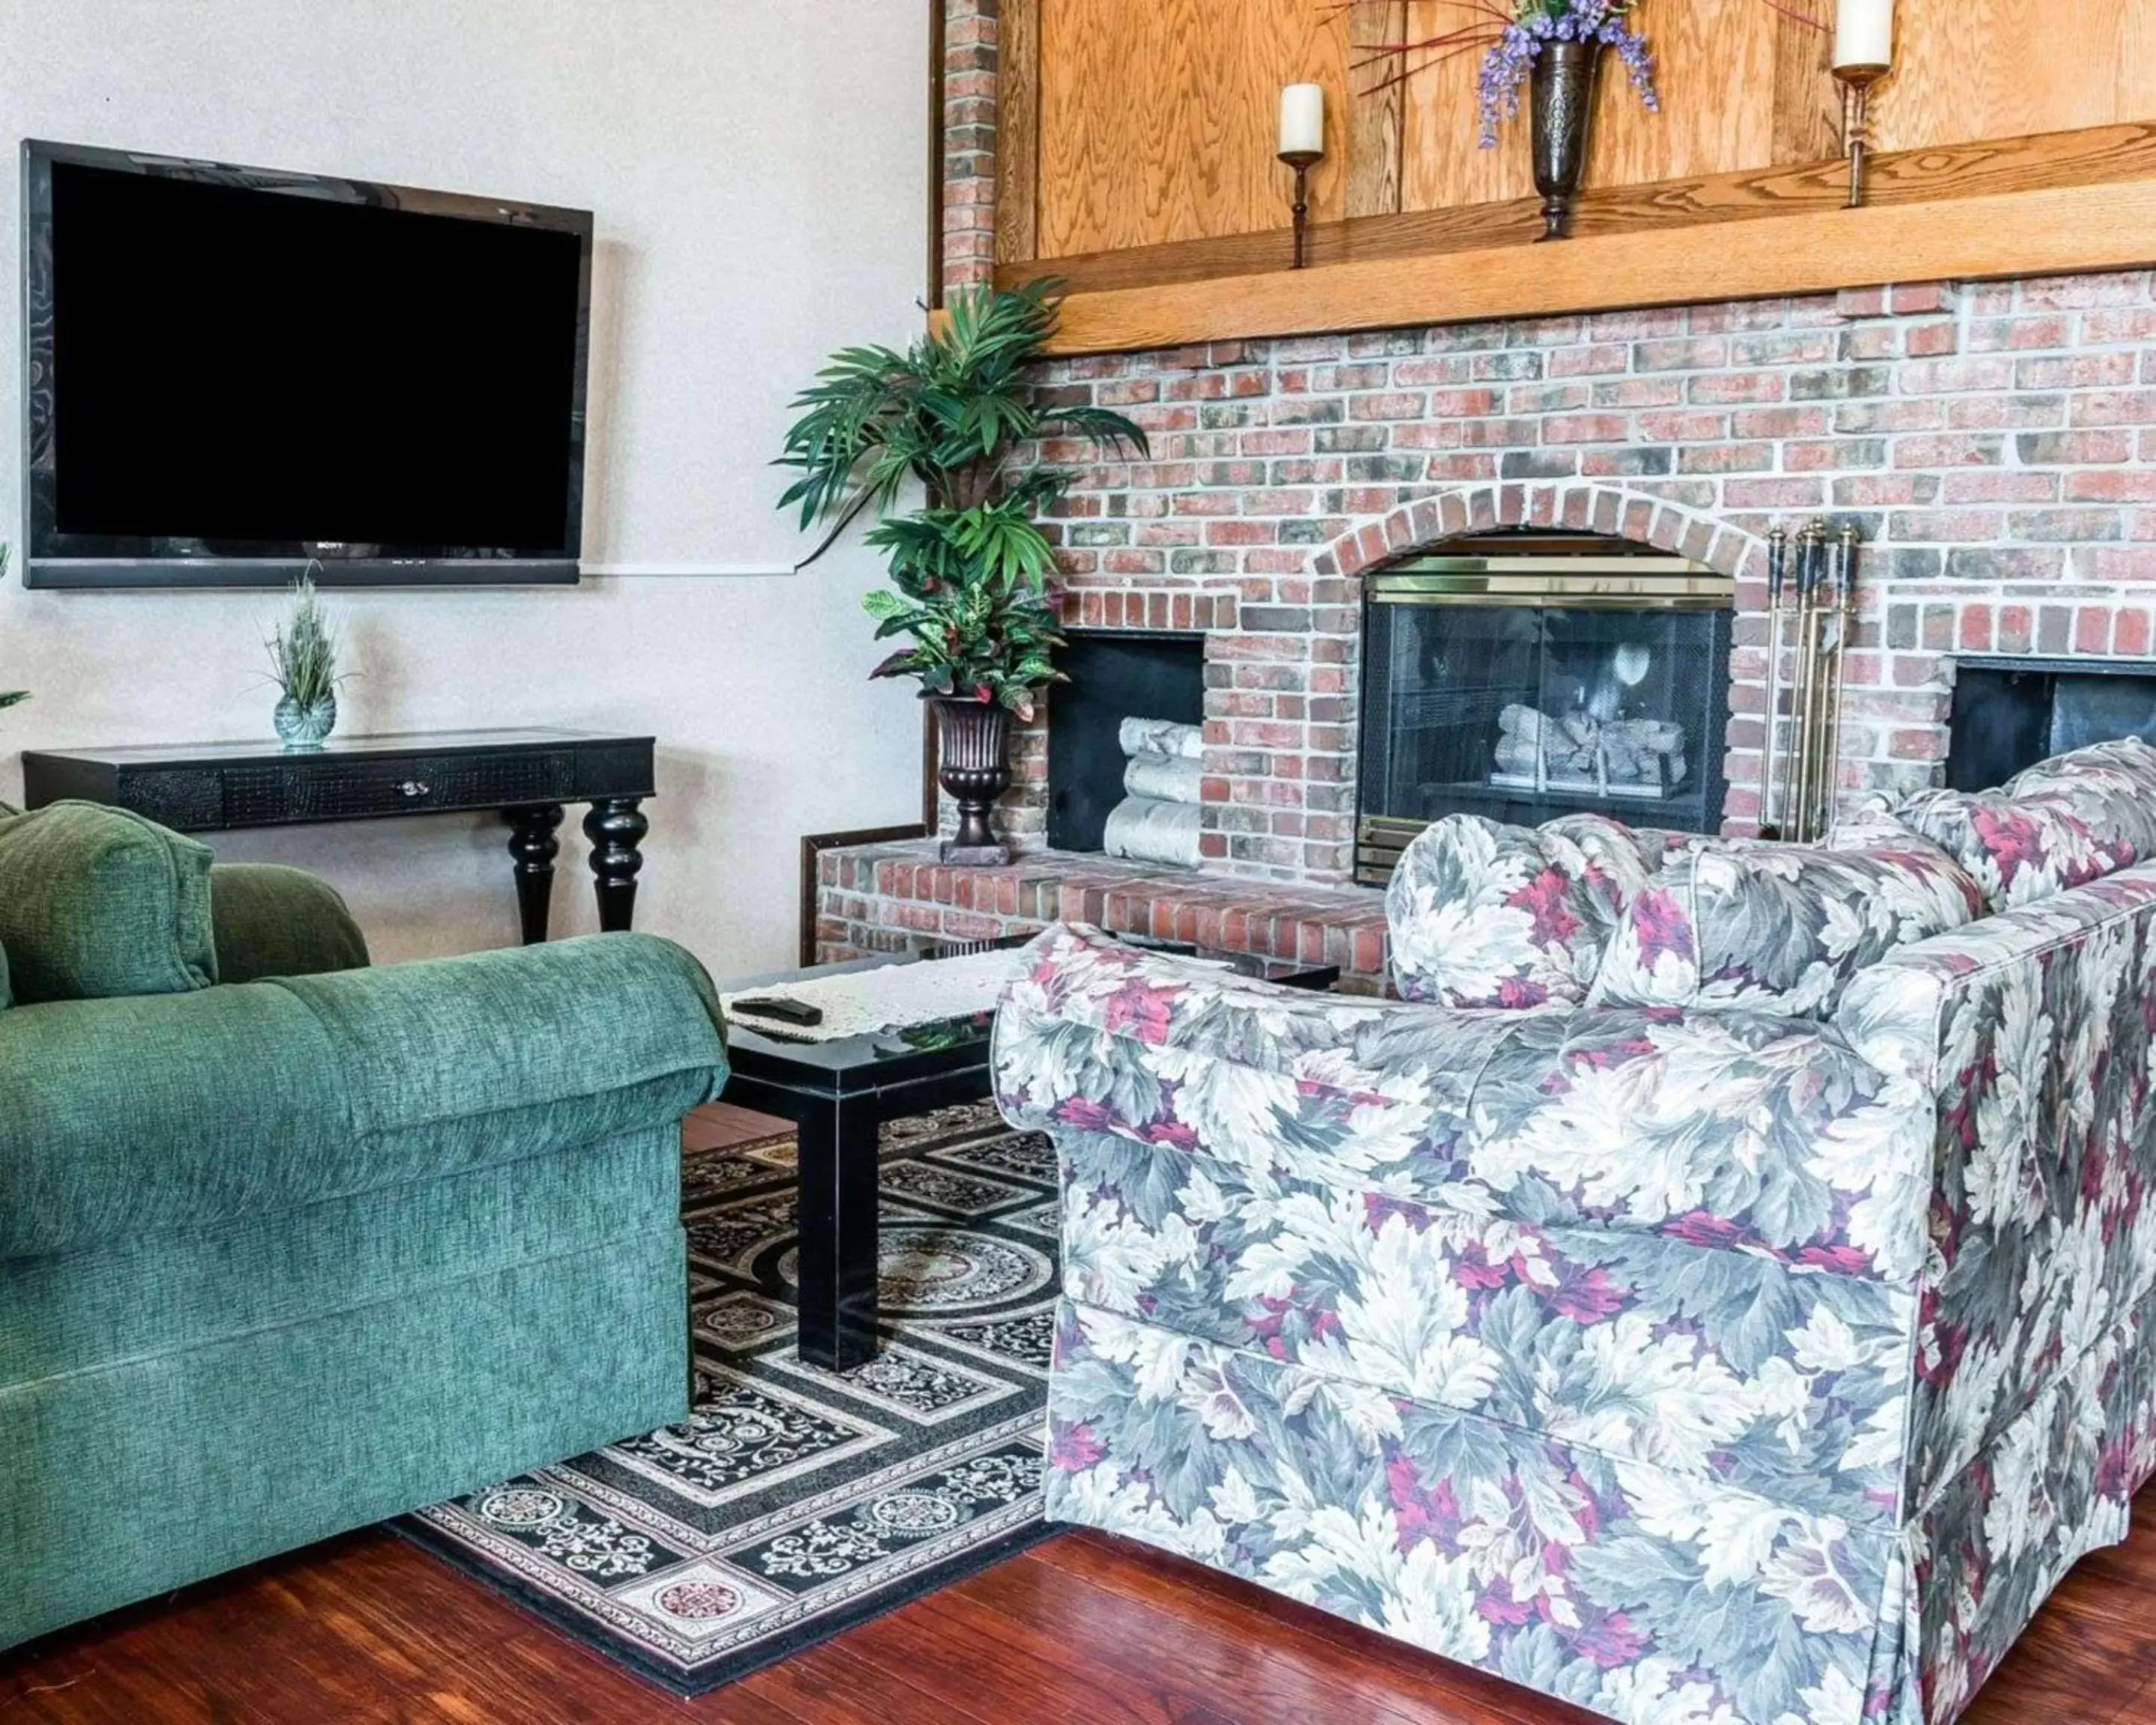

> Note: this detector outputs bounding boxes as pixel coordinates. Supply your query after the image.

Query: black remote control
[731,996,823,1026]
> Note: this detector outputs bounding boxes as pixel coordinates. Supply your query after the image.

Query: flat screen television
[22,140,593,588]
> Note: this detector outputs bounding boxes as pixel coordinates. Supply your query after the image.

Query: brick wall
[939,0,998,298]
[1001,272,2156,883]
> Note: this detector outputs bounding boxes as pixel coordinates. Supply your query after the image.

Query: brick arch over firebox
[1316,481,1769,585]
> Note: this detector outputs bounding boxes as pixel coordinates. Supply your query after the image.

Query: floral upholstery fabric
[1590,837,1982,1018]
[1882,737,2156,913]
[996,877,2156,1724]
[997,922,1922,1275]
[1386,812,1682,1009]
[1834,865,2156,1720]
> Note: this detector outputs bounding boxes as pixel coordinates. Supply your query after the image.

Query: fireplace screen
[1356,544,1732,886]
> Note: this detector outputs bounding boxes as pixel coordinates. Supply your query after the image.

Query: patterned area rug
[397,1102,1057,1696]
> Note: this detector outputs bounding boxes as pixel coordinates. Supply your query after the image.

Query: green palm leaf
[782,279,1145,708]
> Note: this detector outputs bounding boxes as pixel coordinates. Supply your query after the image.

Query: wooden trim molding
[801,824,931,965]
[1008,122,2156,297]
[927,0,946,307]
[1343,1,1404,221]
[995,0,1041,266]
[1035,172,2156,354]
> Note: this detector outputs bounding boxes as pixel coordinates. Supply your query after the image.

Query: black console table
[21,728,653,943]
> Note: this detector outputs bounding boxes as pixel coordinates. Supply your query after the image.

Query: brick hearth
[814,839,1390,993]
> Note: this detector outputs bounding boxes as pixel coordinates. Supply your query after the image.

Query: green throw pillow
[0,801,219,1003]
[0,934,11,1011]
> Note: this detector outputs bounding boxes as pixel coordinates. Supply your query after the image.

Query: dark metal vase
[1530,40,1603,242]
[931,696,1013,853]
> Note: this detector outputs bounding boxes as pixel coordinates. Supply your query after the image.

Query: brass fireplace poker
[1758,519,1861,844]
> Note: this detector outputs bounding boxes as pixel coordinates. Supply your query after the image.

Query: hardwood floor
[10,1104,2156,1722]
[9,1506,2156,1724]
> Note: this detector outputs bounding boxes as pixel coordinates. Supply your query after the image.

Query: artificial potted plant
[264,574,344,750]
[779,279,1148,860]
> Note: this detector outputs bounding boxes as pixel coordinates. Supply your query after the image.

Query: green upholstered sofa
[0,841,729,1650]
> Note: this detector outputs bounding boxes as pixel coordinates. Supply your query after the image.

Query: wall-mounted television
[22,140,592,588]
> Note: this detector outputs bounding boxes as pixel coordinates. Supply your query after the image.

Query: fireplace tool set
[1758,520,1862,843]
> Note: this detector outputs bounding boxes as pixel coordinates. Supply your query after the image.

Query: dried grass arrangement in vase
[1349,0,1828,240]
[265,574,344,750]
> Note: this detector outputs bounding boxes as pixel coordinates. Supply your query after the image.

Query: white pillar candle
[1278,83,1325,157]
[1833,0,1894,70]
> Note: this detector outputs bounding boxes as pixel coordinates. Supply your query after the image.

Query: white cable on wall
[582,562,796,577]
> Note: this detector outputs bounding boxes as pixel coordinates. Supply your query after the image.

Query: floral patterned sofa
[991,737,2156,1725]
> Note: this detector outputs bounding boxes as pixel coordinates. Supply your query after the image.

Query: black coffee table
[718,937,1339,1370]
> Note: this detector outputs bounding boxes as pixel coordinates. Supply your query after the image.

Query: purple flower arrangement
[1476,0,1658,147]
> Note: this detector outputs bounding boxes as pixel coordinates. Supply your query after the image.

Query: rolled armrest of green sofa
[210,863,372,982]
[0,931,729,1257]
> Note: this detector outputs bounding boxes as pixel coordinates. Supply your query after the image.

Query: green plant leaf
[778,277,1148,702]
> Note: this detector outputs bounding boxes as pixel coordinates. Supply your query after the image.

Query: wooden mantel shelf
[984,123,2156,358]
[1040,177,2156,356]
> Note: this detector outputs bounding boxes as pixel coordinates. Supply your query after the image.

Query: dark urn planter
[930,694,1014,863]
[1531,40,1603,242]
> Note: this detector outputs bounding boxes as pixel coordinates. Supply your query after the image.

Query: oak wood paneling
[1397,0,1529,212]
[1034,0,1349,257]
[1035,174,2156,355]
[1875,0,2156,153]
[1771,3,1842,167]
[1024,1,2156,269]
[1583,0,1778,188]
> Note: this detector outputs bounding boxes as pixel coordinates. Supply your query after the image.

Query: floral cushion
[2006,735,2156,850]
[996,921,1927,1280]
[1885,737,2156,913]
[1590,835,1982,1017]
[1386,812,1681,1009]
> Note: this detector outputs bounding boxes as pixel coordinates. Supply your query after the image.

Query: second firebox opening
[1046,629,1207,856]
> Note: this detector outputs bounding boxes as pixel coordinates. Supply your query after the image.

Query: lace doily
[722,949,1029,1042]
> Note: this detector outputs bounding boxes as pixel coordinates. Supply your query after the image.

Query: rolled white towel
[1124,749,1203,806]
[1102,795,1202,868]
[1118,717,1202,762]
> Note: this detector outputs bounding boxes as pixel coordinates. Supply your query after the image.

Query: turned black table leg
[504,803,564,944]
[584,797,648,932]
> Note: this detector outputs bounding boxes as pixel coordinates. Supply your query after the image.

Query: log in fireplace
[1355,534,1734,887]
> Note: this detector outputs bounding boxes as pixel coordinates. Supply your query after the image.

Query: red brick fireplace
[816,273,2156,985]
[815,12,2156,986]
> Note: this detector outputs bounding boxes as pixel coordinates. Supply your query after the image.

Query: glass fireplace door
[1356,563,1732,886]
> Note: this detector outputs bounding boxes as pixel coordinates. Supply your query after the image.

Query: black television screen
[23,142,592,587]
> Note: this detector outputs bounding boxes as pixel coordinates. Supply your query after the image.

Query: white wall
[0,0,928,969]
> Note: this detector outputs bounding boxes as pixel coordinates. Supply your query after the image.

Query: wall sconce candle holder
[1276,82,1325,271]
[1836,62,1889,209]
[1279,148,1322,270]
